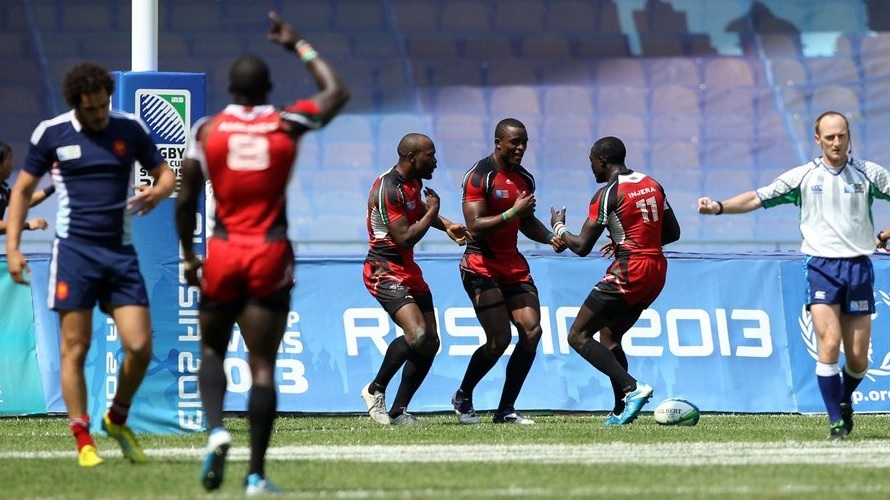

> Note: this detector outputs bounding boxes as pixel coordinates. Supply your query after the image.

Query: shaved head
[397,133,431,159]
[592,136,627,164]
[228,55,272,101]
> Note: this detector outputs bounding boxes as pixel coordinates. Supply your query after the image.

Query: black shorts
[460,269,538,303]
[373,284,434,319]
[583,282,650,322]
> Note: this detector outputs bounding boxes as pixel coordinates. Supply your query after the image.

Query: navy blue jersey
[24,109,165,245]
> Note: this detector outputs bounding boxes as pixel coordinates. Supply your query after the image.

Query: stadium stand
[768,57,808,88]
[5,0,890,254]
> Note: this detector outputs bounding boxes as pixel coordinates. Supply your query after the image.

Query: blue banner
[0,259,46,414]
[218,254,799,413]
[26,254,64,412]
[16,252,890,425]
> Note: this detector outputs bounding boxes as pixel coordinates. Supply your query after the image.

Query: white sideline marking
[3,441,890,467]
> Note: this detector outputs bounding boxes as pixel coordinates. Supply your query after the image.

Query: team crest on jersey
[495,189,510,198]
[56,281,69,301]
[112,139,127,157]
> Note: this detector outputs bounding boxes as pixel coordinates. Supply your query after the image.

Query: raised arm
[266,11,349,125]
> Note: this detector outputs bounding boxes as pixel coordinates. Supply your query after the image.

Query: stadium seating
[10,0,890,253]
[542,85,594,116]
[545,0,599,35]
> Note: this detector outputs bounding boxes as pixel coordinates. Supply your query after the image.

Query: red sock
[108,398,131,426]
[70,416,95,451]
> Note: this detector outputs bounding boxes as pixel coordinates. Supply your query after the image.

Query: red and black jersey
[363,167,428,292]
[589,170,669,257]
[588,170,671,306]
[186,101,321,242]
[461,155,535,259]
[459,155,536,283]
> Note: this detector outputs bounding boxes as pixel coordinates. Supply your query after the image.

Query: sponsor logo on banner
[135,89,190,193]
[223,312,308,409]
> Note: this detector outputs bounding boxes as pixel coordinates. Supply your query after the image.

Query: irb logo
[136,89,190,144]
[134,89,191,192]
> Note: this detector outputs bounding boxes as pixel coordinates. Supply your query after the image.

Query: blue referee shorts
[48,238,149,312]
[804,255,874,315]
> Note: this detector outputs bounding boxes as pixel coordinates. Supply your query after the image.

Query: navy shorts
[48,238,149,312]
[804,255,874,315]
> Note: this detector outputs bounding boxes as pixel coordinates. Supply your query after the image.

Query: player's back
[200,105,297,240]
[597,171,668,256]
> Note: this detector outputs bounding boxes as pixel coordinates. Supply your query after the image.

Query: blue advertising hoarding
[13,251,890,429]
[0,261,46,415]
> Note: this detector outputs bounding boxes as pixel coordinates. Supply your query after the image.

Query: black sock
[198,350,227,430]
[459,345,501,396]
[610,346,629,414]
[248,385,277,477]
[842,366,865,404]
[371,336,412,394]
[389,350,435,417]
[498,347,536,412]
[579,339,635,392]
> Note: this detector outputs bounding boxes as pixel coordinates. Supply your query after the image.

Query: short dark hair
[494,118,525,140]
[228,55,272,100]
[63,62,114,109]
[593,136,627,164]
[0,141,11,164]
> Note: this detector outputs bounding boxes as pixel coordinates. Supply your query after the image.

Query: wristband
[553,221,565,232]
[715,201,724,215]
[502,208,517,221]
[43,185,55,196]
[556,226,569,237]
[182,256,201,272]
[24,221,31,231]
[545,232,555,242]
[294,40,318,63]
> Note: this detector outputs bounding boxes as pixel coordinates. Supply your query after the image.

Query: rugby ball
[654,398,700,426]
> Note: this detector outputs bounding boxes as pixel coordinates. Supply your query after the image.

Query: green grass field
[1,412,889,499]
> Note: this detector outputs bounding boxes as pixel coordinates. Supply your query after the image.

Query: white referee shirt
[756,157,890,258]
